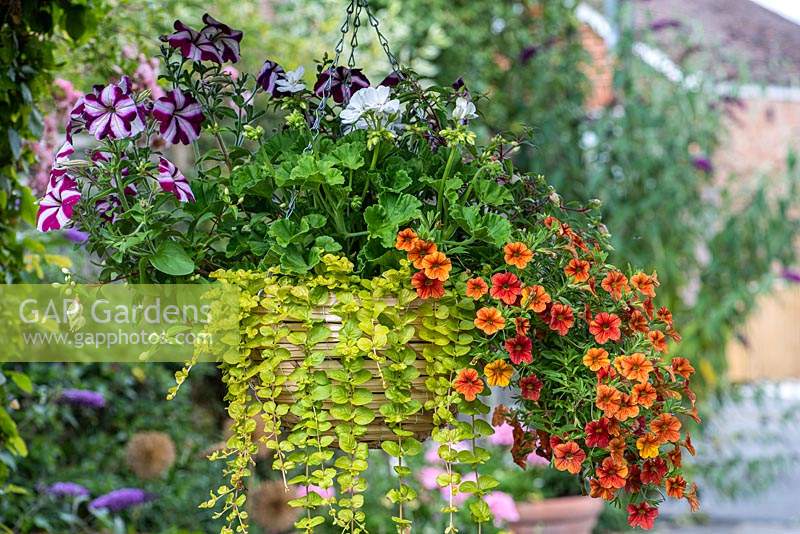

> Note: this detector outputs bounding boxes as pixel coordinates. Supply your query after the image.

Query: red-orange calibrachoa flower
[601,271,629,301]
[627,502,658,530]
[631,271,659,298]
[522,284,551,312]
[671,357,695,379]
[651,413,681,443]
[685,483,700,512]
[514,317,530,335]
[421,251,452,281]
[453,368,484,401]
[585,417,612,448]
[616,353,654,383]
[640,458,668,485]
[589,479,616,501]
[583,347,610,372]
[465,277,488,299]
[668,446,682,468]
[564,258,591,282]
[657,306,673,325]
[395,228,418,251]
[596,384,623,417]
[648,330,668,353]
[504,241,533,269]
[411,271,445,300]
[589,312,622,344]
[636,432,661,459]
[519,374,543,401]
[505,334,533,365]
[490,272,523,305]
[632,382,657,408]
[474,307,505,335]
[665,476,687,498]
[643,298,655,319]
[607,437,626,463]
[596,456,629,489]
[629,310,649,333]
[553,441,586,474]
[407,239,437,269]
[615,394,640,421]
[548,302,574,335]
[625,465,643,493]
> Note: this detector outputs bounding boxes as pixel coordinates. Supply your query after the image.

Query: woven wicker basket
[265,300,438,447]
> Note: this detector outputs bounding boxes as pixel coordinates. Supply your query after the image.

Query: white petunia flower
[340,85,401,130]
[275,66,306,93]
[452,96,478,122]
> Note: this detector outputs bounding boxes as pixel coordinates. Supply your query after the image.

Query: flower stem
[438,147,459,224]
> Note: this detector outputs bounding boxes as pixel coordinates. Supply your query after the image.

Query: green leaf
[149,242,195,276]
[381,441,401,457]
[7,371,32,394]
[331,142,365,170]
[363,193,422,247]
[472,178,513,205]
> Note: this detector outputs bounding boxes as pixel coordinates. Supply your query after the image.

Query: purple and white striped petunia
[82,83,145,141]
[167,20,222,63]
[200,14,243,63]
[152,90,204,145]
[157,157,195,202]
[37,178,81,232]
[314,66,370,104]
[54,140,74,165]
[256,60,286,96]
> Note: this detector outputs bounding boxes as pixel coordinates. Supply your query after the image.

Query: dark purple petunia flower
[37,178,81,232]
[692,156,713,174]
[152,89,204,145]
[89,488,155,512]
[63,228,89,244]
[82,83,145,141]
[58,388,106,408]
[380,71,402,87]
[256,60,286,96]
[520,45,539,64]
[166,20,222,63]
[200,13,243,63]
[46,482,90,498]
[313,66,370,104]
[157,157,195,203]
[782,268,800,283]
[650,18,682,31]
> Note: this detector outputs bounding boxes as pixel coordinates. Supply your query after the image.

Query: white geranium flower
[275,66,306,93]
[452,96,478,122]
[340,85,402,132]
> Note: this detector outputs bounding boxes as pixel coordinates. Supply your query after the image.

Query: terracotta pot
[508,495,603,534]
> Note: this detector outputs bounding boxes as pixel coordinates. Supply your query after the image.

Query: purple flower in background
[650,18,682,31]
[418,466,445,490]
[314,66,370,104]
[166,20,222,63]
[153,89,204,145]
[380,71,402,87]
[782,268,800,283]
[200,13,243,63]
[37,178,81,232]
[488,422,515,446]
[256,60,286,96]
[46,482,90,498]
[82,83,144,140]
[296,485,335,500]
[692,156,714,174]
[520,45,539,64]
[63,228,89,244]
[485,491,520,525]
[89,488,155,512]
[157,157,195,202]
[58,388,106,408]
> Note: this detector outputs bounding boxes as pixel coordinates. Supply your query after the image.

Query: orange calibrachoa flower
[589,312,622,344]
[490,272,523,305]
[465,277,489,299]
[596,384,623,417]
[685,483,700,512]
[564,258,591,282]
[607,437,626,463]
[648,330,668,353]
[521,284,551,312]
[627,502,659,530]
[657,306,673,325]
[614,394,640,421]
[595,456,628,489]
[394,228,418,251]
[410,271,445,300]
[601,271,629,301]
[671,357,695,379]
[583,347,610,372]
[552,441,586,474]
[616,353,654,383]
[514,317,530,336]
[548,302,574,335]
[636,432,661,459]
[407,239,437,269]
[589,479,616,501]
[631,271,659,298]
[666,476,687,498]
[628,310,649,333]
[651,413,681,443]
[632,382,657,408]
[420,251,452,281]
[474,307,505,335]
[484,359,513,387]
[453,368,484,401]
[504,241,533,269]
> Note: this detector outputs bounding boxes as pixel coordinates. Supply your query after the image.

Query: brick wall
[581,25,615,111]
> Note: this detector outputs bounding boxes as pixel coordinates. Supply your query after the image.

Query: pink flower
[485,491,520,525]
[157,157,194,202]
[296,485,335,500]
[37,177,81,232]
[153,89,204,145]
[488,423,515,446]
[526,451,549,466]
[418,466,445,490]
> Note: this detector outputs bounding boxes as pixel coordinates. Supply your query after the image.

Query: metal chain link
[364,0,403,77]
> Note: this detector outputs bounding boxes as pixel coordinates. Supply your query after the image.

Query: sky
[750,0,800,25]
